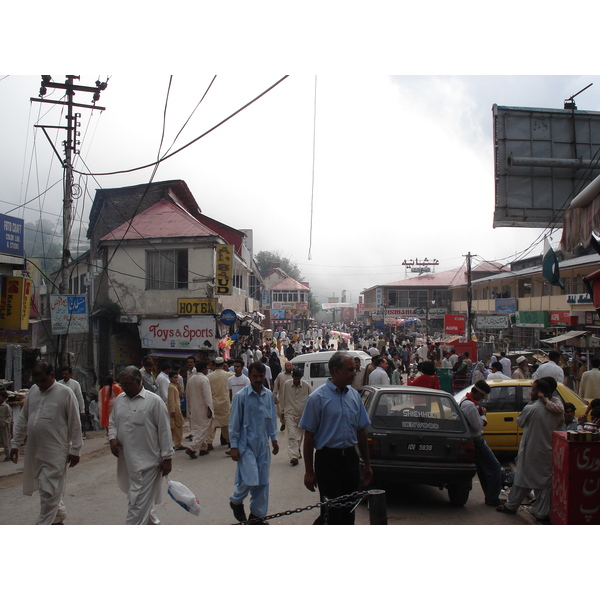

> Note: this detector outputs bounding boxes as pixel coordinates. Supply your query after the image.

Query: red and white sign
[444,314,466,335]
[550,311,578,326]
[357,296,364,316]
[139,317,215,350]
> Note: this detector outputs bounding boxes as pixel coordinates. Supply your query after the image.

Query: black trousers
[314,447,360,525]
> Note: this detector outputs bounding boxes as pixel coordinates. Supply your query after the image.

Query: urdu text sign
[50,295,89,334]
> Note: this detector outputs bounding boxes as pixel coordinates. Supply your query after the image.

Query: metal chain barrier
[233,490,371,525]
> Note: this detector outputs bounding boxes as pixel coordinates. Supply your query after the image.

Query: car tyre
[447,485,470,507]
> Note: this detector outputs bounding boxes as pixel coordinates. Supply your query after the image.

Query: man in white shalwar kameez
[228,362,279,523]
[497,378,564,523]
[185,361,214,459]
[10,362,82,525]
[280,370,311,466]
[109,366,173,525]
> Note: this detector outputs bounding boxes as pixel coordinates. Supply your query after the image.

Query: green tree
[255,250,303,281]
[255,250,320,317]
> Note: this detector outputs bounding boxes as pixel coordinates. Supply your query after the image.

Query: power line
[71,75,289,177]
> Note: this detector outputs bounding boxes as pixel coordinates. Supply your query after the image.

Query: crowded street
[0,419,532,526]
[0,329,568,526]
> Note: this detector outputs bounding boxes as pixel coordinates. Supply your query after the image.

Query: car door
[480,385,521,452]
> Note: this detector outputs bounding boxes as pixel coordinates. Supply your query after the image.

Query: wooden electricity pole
[31,75,107,367]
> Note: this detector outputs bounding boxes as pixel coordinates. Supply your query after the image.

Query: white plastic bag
[167,477,201,516]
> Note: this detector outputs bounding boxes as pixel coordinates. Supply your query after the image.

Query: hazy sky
[2,74,599,301]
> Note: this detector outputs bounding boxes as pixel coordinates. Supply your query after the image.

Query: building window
[518,278,532,298]
[388,290,428,307]
[146,249,188,290]
[233,274,243,289]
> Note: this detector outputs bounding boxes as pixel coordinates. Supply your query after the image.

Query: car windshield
[371,392,465,433]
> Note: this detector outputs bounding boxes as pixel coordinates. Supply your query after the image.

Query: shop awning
[541,330,587,344]
[147,350,199,359]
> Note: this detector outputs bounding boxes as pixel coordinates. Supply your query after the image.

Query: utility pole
[31,75,108,367]
[465,252,473,340]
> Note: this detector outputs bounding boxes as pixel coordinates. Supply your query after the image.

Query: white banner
[139,317,215,350]
[50,295,89,334]
[476,315,509,330]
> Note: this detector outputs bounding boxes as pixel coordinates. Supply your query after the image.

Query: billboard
[0,276,32,330]
[493,105,600,228]
[444,314,466,335]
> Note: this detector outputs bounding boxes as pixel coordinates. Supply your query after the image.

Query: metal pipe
[367,489,388,525]
[507,155,600,170]
[570,173,600,209]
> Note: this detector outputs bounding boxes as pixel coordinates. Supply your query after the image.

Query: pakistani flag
[543,237,564,289]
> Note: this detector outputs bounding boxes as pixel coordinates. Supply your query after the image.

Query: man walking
[109,366,173,525]
[185,362,213,459]
[299,352,372,524]
[487,362,510,380]
[499,352,512,377]
[140,357,158,393]
[458,380,503,506]
[167,371,186,451]
[10,362,82,525]
[228,362,279,524]
[497,378,564,523]
[351,356,364,390]
[156,362,171,402]
[280,368,311,466]
[579,357,600,399]
[58,365,86,439]
[227,359,250,402]
[273,361,293,431]
[533,350,565,384]
[512,356,529,379]
[207,357,233,452]
[368,356,390,385]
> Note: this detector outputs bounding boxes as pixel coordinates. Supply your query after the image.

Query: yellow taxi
[454,379,588,453]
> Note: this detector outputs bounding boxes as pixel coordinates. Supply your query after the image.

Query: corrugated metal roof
[270,276,310,291]
[100,199,219,242]
[361,262,506,292]
[460,253,600,286]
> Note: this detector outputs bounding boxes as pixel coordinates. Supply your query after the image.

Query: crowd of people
[4,321,600,526]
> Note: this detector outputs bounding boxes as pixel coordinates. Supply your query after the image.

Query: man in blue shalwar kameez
[229,361,279,524]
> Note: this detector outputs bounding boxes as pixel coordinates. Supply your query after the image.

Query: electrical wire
[308,76,317,261]
[71,75,289,177]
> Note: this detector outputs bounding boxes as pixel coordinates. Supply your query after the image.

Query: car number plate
[406,443,434,452]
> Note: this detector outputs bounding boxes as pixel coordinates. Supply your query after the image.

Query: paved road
[0,426,537,525]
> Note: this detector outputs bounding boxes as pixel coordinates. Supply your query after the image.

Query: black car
[359,385,476,506]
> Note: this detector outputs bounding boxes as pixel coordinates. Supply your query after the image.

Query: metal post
[368,489,387,525]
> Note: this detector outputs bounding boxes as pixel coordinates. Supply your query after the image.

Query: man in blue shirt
[300,352,372,524]
[228,362,279,524]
